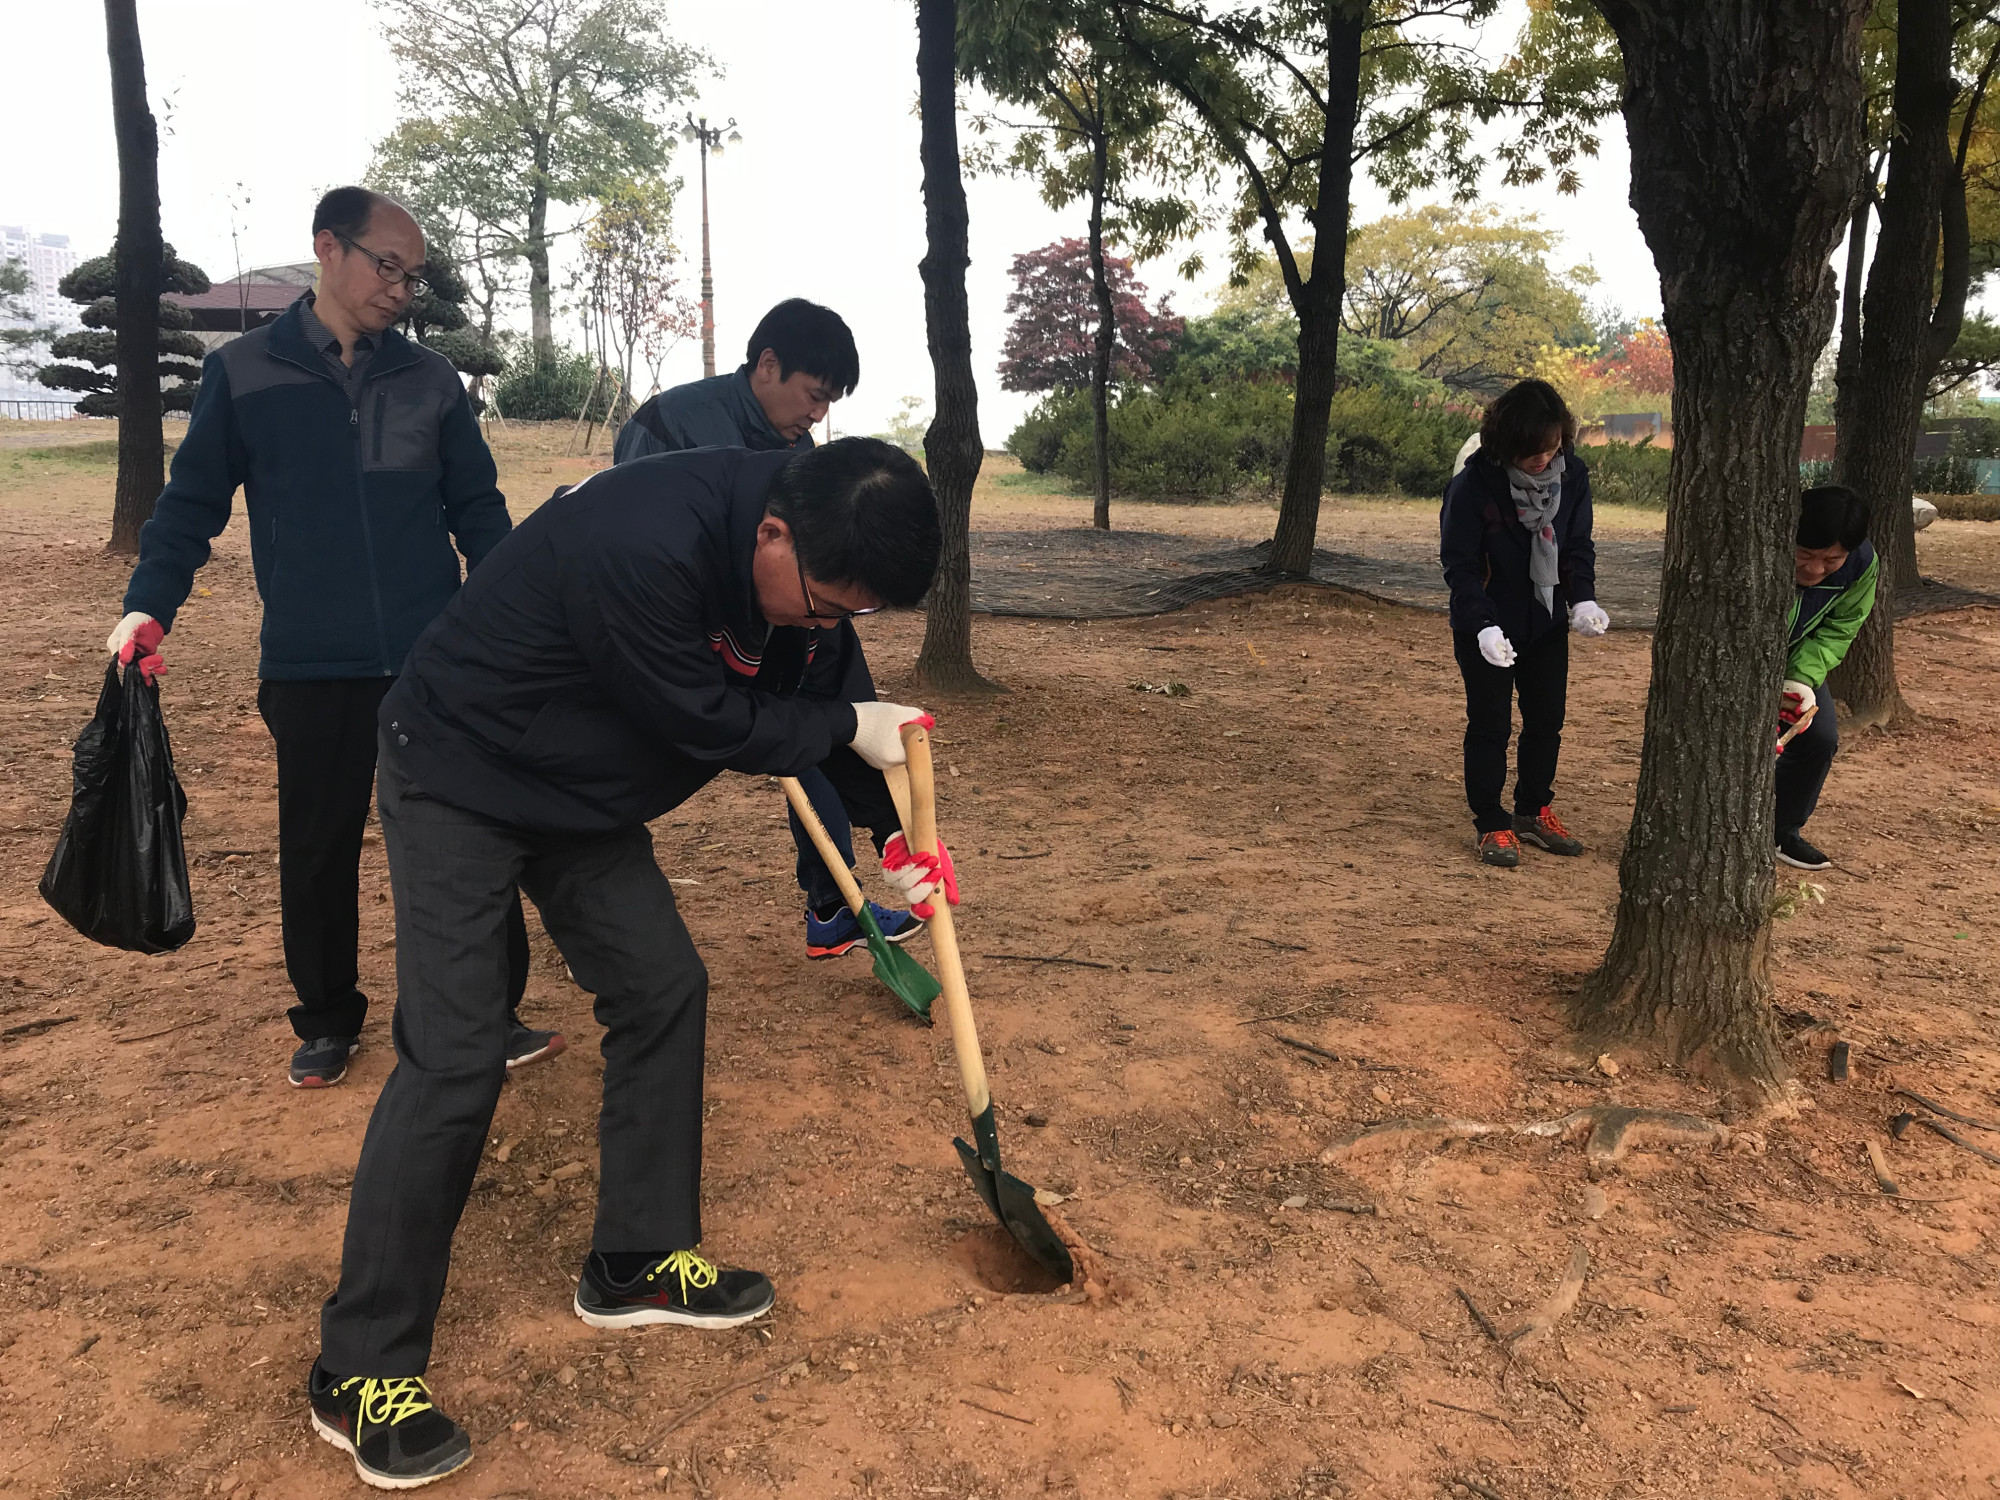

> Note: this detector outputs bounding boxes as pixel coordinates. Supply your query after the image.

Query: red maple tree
[1592,320,1674,394]
[998,238,1183,392]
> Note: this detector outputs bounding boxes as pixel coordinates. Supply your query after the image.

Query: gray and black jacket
[122,297,511,679]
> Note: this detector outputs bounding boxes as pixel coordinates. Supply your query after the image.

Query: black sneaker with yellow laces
[308,1359,472,1490]
[573,1249,774,1330]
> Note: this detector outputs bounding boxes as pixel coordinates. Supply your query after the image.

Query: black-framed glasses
[336,233,430,297]
[795,547,881,620]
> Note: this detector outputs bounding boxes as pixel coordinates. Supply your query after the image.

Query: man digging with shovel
[306,438,951,1490]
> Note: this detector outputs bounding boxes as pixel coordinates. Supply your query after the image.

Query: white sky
[3,0,1665,441]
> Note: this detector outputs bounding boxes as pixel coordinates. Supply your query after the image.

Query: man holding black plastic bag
[305,438,947,1489]
[105,187,560,1089]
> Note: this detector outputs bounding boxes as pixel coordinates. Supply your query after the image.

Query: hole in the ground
[951,1223,1069,1295]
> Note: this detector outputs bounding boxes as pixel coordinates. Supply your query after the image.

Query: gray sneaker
[289,1036,359,1089]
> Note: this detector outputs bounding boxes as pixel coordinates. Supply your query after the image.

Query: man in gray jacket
[107,187,562,1088]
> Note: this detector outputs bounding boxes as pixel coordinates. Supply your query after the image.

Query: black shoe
[574,1249,774,1330]
[504,1023,566,1071]
[1514,805,1585,856]
[308,1359,472,1490]
[290,1036,359,1089]
[1777,831,1832,870]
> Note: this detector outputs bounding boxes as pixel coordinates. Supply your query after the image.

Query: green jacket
[1785,540,1877,687]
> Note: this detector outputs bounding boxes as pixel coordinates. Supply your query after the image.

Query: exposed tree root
[1507,1245,1589,1350]
[1319,1106,1748,1167]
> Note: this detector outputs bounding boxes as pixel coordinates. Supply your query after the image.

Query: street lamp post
[682,113,741,379]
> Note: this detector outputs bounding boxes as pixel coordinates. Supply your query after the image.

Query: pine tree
[37,244,209,418]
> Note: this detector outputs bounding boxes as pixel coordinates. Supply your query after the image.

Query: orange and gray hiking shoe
[308,1361,471,1490]
[1514,805,1584,856]
[1477,829,1522,867]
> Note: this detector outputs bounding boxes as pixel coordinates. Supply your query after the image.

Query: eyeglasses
[336,233,430,297]
[794,547,881,621]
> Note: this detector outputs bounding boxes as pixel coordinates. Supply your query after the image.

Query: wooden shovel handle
[1776,701,1819,752]
[777,776,868,918]
[900,723,991,1119]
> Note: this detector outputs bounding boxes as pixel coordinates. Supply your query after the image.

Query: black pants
[1453,627,1569,835]
[1775,681,1838,835]
[320,737,711,1374]
[257,679,528,1041]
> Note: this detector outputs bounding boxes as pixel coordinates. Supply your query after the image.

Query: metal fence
[0,399,91,421]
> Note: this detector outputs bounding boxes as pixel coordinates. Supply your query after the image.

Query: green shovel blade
[857,902,939,1021]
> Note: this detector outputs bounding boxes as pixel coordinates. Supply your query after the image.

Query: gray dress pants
[320,735,710,1375]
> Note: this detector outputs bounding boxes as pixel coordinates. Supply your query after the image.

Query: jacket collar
[725,366,797,450]
[1804,537,1874,593]
[723,449,803,648]
[266,295,423,384]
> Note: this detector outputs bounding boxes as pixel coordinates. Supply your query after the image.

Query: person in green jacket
[1777,485,1877,870]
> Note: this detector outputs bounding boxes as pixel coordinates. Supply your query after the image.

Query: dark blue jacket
[122,298,511,679]
[381,447,877,835]
[612,367,813,464]
[1439,448,1597,645]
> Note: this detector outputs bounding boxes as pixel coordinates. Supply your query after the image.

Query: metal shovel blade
[953,1104,1075,1283]
[856,903,939,1021]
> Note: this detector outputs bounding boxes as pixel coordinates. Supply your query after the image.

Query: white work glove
[848,702,932,770]
[1779,678,1815,725]
[1476,625,1517,668]
[106,611,159,655]
[1570,601,1609,637]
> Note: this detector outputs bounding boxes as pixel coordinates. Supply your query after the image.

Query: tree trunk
[1828,0,1956,728]
[105,0,163,557]
[527,153,554,355]
[914,0,1000,694]
[1829,156,1876,443]
[1575,0,1868,1089]
[1266,7,1362,576]
[1086,124,1115,532]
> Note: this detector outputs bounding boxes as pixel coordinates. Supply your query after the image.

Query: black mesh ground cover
[966,527,1995,626]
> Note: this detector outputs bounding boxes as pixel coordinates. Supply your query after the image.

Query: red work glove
[113,614,166,687]
[881,833,958,919]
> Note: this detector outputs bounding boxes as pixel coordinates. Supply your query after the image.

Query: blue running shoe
[805,902,923,958]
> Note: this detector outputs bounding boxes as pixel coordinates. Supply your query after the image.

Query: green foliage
[1008,380,1475,499]
[1586,438,1672,508]
[877,396,930,453]
[38,242,209,415]
[376,0,705,341]
[493,347,615,421]
[1932,312,2000,400]
[1,259,57,379]
[1342,206,1597,396]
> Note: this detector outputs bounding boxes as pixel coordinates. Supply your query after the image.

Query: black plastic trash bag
[39,657,196,954]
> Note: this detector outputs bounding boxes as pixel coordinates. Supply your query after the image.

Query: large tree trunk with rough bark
[1830,0,1961,728]
[105,0,163,558]
[1086,131,1115,533]
[1574,0,1868,1088]
[914,0,999,693]
[1266,8,1361,577]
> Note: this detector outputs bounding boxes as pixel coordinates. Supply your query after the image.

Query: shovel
[897,722,1075,1284]
[1776,701,1819,755]
[778,776,939,1022]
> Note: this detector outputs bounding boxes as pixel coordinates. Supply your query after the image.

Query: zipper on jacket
[350,385,393,675]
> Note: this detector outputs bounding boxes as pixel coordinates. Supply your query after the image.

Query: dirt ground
[4,421,2000,1500]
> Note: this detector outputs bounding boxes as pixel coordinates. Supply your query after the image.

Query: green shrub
[1006,378,1473,500]
[1587,439,1672,508]
[1912,455,1978,494]
[494,347,616,422]
[1008,389,1089,472]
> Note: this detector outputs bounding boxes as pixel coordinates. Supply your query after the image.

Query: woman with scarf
[1439,379,1608,867]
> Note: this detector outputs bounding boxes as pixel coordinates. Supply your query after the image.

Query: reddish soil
[5,431,2000,1500]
